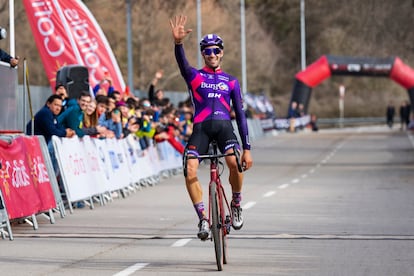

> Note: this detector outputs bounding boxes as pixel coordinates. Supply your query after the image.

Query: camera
[0,27,6,40]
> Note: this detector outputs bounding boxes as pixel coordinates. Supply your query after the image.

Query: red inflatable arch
[288,55,414,115]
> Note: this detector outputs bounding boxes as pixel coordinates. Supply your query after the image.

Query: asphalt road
[1,126,414,276]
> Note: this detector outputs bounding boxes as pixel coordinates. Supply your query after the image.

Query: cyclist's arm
[231,79,251,150]
[174,44,196,83]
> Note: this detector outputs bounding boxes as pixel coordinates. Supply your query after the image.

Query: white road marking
[113,263,149,276]
[263,191,276,197]
[309,168,315,174]
[243,201,256,209]
[171,238,192,247]
[291,178,300,184]
[301,174,307,179]
[278,183,289,189]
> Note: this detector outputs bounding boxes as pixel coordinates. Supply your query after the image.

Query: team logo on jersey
[218,75,229,82]
[217,82,228,91]
[201,82,229,92]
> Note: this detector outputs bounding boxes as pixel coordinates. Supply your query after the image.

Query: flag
[23,0,125,93]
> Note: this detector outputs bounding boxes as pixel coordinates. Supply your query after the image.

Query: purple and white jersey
[175,44,250,150]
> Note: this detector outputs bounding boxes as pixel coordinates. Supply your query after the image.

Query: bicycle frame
[207,148,232,237]
[183,141,242,271]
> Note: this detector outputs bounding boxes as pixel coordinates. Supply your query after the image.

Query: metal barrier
[37,136,66,219]
[0,61,21,131]
[0,118,264,240]
[0,188,13,241]
[232,118,264,144]
[0,135,58,232]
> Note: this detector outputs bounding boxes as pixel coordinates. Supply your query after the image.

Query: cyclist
[170,15,253,240]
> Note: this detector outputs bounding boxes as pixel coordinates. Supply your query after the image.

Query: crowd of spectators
[26,70,193,155]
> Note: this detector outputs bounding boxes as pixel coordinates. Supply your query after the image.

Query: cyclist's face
[202,46,223,69]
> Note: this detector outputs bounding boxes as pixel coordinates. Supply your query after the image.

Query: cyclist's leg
[185,158,203,214]
[185,123,210,239]
[225,152,243,193]
[215,121,243,194]
[216,121,245,230]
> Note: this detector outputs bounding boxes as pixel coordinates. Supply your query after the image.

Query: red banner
[23,0,125,93]
[0,136,56,219]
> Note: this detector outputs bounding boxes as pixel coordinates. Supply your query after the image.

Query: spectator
[123,116,142,138]
[55,82,69,114]
[95,95,109,117]
[178,110,193,145]
[148,69,168,107]
[298,103,306,117]
[0,48,19,67]
[98,108,123,139]
[126,97,138,117]
[287,101,301,119]
[153,107,184,154]
[25,95,76,182]
[386,101,395,129]
[399,100,411,131]
[93,73,114,96]
[287,101,300,132]
[136,108,156,140]
[107,95,117,112]
[308,114,319,132]
[112,91,122,103]
[82,99,109,137]
[58,91,91,137]
[26,94,75,143]
[116,101,130,128]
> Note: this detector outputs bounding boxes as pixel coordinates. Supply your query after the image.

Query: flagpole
[126,0,134,93]
[9,0,15,56]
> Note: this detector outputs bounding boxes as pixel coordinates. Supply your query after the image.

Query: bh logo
[208,92,221,98]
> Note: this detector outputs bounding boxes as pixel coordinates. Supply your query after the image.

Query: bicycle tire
[182,148,188,177]
[221,200,228,265]
[210,181,223,271]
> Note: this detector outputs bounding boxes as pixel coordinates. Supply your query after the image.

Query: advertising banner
[0,136,56,219]
[23,0,125,92]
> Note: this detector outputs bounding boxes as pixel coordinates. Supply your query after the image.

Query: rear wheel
[210,181,223,271]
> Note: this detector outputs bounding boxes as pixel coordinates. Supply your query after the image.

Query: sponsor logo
[208,93,222,99]
[200,82,229,92]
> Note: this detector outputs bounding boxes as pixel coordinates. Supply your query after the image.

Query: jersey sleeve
[174,44,196,84]
[231,79,251,150]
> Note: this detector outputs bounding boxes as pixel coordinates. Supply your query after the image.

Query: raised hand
[169,15,192,44]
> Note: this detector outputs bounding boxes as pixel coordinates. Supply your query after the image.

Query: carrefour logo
[201,82,229,91]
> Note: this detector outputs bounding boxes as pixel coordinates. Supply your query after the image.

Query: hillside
[1,0,413,117]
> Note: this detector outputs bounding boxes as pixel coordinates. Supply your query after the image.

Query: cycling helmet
[199,34,224,51]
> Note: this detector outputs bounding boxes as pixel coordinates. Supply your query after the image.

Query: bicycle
[183,141,243,271]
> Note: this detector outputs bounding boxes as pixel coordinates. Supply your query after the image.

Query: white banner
[52,136,97,201]
[52,135,182,203]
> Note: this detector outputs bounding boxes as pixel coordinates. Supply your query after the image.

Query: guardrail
[317,117,386,127]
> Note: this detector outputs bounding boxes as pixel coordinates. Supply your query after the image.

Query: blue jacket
[0,48,12,63]
[98,112,122,139]
[57,99,85,137]
[26,105,67,144]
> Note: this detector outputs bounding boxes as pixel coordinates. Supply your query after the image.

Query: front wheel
[210,181,223,271]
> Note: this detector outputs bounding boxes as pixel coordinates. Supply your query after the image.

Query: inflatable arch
[288,55,414,115]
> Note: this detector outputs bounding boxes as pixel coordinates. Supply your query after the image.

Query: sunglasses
[203,48,222,56]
